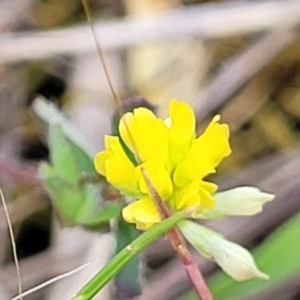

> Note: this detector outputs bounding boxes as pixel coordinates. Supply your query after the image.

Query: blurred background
[1,0,300,299]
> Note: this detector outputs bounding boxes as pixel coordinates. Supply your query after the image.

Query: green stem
[71,210,188,300]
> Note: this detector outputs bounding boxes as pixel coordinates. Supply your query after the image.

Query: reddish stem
[142,169,213,300]
[167,227,213,300]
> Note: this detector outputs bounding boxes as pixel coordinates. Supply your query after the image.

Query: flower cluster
[94,99,274,281]
[95,99,231,229]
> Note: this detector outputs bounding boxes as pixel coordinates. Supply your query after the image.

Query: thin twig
[0,191,48,230]
[81,0,121,108]
[0,187,23,299]
[10,259,101,300]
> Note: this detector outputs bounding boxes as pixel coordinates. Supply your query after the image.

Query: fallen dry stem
[0,186,23,299]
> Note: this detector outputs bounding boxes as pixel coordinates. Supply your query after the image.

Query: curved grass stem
[72,210,189,300]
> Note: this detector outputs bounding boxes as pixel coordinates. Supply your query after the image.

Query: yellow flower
[119,108,170,166]
[94,99,231,230]
[94,135,140,197]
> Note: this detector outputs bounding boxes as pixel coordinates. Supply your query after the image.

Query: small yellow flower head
[94,99,231,230]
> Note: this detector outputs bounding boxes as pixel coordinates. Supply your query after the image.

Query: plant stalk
[168,227,213,300]
[142,169,213,300]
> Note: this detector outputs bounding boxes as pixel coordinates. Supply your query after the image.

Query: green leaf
[33,97,94,158]
[40,163,119,228]
[35,98,101,180]
[72,210,189,300]
[48,124,79,184]
[36,98,111,227]
[179,211,300,300]
[40,163,97,224]
[66,136,97,175]
[79,203,122,229]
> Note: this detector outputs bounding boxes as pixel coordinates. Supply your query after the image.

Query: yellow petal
[195,115,231,171]
[199,180,218,194]
[168,99,195,166]
[173,115,231,187]
[198,185,216,209]
[173,179,201,211]
[122,196,161,230]
[119,108,170,165]
[172,179,217,212]
[94,135,139,196]
[136,160,173,200]
[94,151,109,176]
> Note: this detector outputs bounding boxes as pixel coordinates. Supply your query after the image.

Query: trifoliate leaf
[40,163,96,223]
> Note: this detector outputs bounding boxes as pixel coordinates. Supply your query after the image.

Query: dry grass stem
[0,187,23,299]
